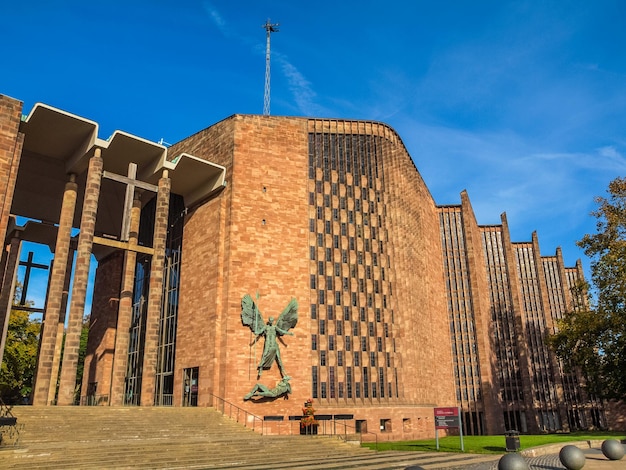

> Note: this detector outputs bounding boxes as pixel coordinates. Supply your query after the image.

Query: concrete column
[110,192,142,405]
[32,175,78,405]
[0,235,22,366]
[57,149,103,406]
[140,170,170,406]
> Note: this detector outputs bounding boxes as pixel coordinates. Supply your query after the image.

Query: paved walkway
[445,448,625,470]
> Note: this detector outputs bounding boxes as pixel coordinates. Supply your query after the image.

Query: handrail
[197,393,379,447]
[81,394,109,406]
[294,417,378,450]
[331,419,379,451]
[206,391,264,434]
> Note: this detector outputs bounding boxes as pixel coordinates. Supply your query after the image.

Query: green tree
[0,307,40,403]
[75,315,90,402]
[549,177,626,399]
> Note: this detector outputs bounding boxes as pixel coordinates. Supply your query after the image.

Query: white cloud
[275,55,328,117]
[596,146,626,169]
[390,115,622,260]
[200,4,321,117]
[202,1,229,36]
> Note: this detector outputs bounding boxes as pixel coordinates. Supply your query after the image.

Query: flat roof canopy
[12,103,225,251]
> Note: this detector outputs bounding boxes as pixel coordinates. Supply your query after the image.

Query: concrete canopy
[11,103,225,255]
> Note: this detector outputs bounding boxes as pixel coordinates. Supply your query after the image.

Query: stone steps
[0,406,499,469]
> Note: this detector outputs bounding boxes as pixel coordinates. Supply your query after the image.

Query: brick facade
[0,96,23,253]
[165,115,456,438]
[0,96,23,364]
[173,116,314,418]
[0,98,617,438]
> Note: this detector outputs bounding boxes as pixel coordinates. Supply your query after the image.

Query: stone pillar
[459,191,504,434]
[0,239,9,289]
[531,232,569,432]
[501,213,538,433]
[48,247,76,405]
[0,235,22,366]
[0,96,24,254]
[575,259,588,310]
[110,192,142,405]
[0,97,23,366]
[57,149,103,406]
[32,175,78,405]
[140,170,170,406]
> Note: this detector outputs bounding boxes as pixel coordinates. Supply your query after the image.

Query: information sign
[434,407,460,429]
[433,406,464,452]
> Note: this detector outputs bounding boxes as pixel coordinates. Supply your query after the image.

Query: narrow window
[312,366,318,398]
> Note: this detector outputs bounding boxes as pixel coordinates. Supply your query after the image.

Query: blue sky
[3,1,626,311]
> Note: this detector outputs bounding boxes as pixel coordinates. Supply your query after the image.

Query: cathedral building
[0,93,606,439]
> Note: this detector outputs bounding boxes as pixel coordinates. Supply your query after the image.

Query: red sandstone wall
[0,95,24,249]
[225,115,311,417]
[175,116,312,417]
[383,135,456,408]
[170,117,237,406]
[173,115,458,438]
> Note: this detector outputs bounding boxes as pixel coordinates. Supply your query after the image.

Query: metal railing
[155,394,173,406]
[81,394,109,406]
[338,421,379,450]
[309,418,379,450]
[206,392,264,434]
[280,416,378,450]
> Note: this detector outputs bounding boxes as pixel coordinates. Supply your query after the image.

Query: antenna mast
[263,19,279,116]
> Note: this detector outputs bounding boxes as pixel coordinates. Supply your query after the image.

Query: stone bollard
[559,445,585,470]
[601,439,625,460]
[497,453,529,470]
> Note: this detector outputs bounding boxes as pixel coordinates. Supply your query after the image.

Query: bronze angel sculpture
[241,294,298,378]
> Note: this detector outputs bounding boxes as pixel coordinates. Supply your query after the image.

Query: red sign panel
[434,407,460,429]
[434,407,459,417]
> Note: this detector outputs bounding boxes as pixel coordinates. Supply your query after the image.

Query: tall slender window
[308,124,397,403]
[125,194,185,406]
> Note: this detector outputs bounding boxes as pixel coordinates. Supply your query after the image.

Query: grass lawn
[362,432,626,454]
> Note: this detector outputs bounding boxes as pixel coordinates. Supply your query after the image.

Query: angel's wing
[277,298,298,332]
[241,294,265,335]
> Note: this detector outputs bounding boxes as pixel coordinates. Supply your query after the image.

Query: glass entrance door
[182,367,199,406]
